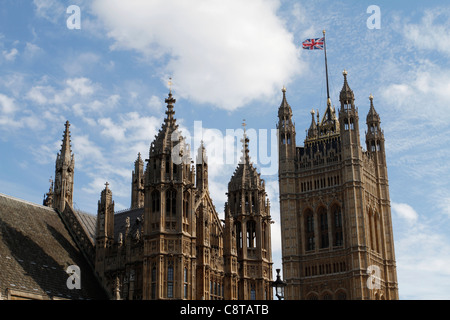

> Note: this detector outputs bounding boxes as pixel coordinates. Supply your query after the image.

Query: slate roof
[73,209,97,244]
[113,207,144,241]
[0,193,107,300]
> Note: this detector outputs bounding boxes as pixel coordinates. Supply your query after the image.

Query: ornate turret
[339,69,355,109]
[228,124,263,194]
[96,182,115,245]
[277,87,296,173]
[43,178,54,207]
[338,70,360,148]
[366,94,385,156]
[226,123,272,300]
[307,109,318,140]
[196,141,208,192]
[147,90,193,185]
[366,94,380,123]
[53,121,75,212]
[131,152,144,209]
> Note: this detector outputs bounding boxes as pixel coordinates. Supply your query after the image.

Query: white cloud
[72,134,104,167]
[63,52,103,76]
[403,8,450,56]
[393,213,450,299]
[23,42,43,58]
[0,93,17,114]
[66,77,96,96]
[392,202,419,224]
[98,112,161,145]
[2,48,18,61]
[33,0,65,23]
[91,0,303,110]
[148,95,163,113]
[381,60,450,125]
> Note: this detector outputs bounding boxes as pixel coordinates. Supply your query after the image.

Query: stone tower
[131,153,145,209]
[88,88,272,300]
[225,128,273,300]
[142,90,197,300]
[277,71,398,300]
[95,182,115,280]
[53,121,75,212]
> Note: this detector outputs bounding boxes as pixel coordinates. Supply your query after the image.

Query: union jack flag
[302,37,324,50]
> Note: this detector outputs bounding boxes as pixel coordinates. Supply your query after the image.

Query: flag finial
[168,77,173,93]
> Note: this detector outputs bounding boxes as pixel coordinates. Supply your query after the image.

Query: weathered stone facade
[46,90,273,300]
[277,71,398,300]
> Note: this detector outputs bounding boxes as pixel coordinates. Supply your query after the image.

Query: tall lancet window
[305,209,315,251]
[332,205,343,247]
[166,189,177,217]
[151,191,160,214]
[247,220,256,248]
[235,222,243,249]
[319,207,329,249]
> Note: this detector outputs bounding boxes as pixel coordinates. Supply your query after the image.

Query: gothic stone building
[39,90,273,300]
[277,71,398,300]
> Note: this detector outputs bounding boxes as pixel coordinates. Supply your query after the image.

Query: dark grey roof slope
[73,209,97,244]
[113,207,144,241]
[0,193,107,300]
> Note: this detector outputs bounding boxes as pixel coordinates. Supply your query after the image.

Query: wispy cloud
[402,7,450,57]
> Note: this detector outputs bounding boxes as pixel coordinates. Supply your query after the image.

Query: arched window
[344,118,349,131]
[350,118,355,130]
[247,220,256,248]
[250,285,256,300]
[336,291,347,300]
[262,223,267,250]
[235,222,242,249]
[332,205,343,247]
[319,207,329,249]
[371,141,376,152]
[184,267,188,299]
[373,212,380,252]
[307,293,319,300]
[167,265,174,298]
[166,189,177,217]
[151,266,157,300]
[183,192,189,220]
[151,191,160,214]
[305,209,315,251]
[322,292,333,300]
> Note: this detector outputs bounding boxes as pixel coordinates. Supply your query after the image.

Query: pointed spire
[59,120,73,163]
[135,152,143,166]
[196,140,208,164]
[307,109,318,140]
[339,69,355,107]
[367,94,380,123]
[240,119,251,165]
[164,90,176,122]
[151,86,181,156]
[278,86,293,119]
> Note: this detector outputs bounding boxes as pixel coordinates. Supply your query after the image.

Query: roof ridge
[0,193,56,211]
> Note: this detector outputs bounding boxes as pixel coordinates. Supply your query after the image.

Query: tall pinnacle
[240,120,251,165]
[367,94,380,122]
[339,69,355,107]
[59,120,73,163]
[164,77,176,123]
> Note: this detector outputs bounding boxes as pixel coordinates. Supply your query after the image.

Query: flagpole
[323,29,330,102]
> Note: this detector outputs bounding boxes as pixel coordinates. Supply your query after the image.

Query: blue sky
[1,0,450,300]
